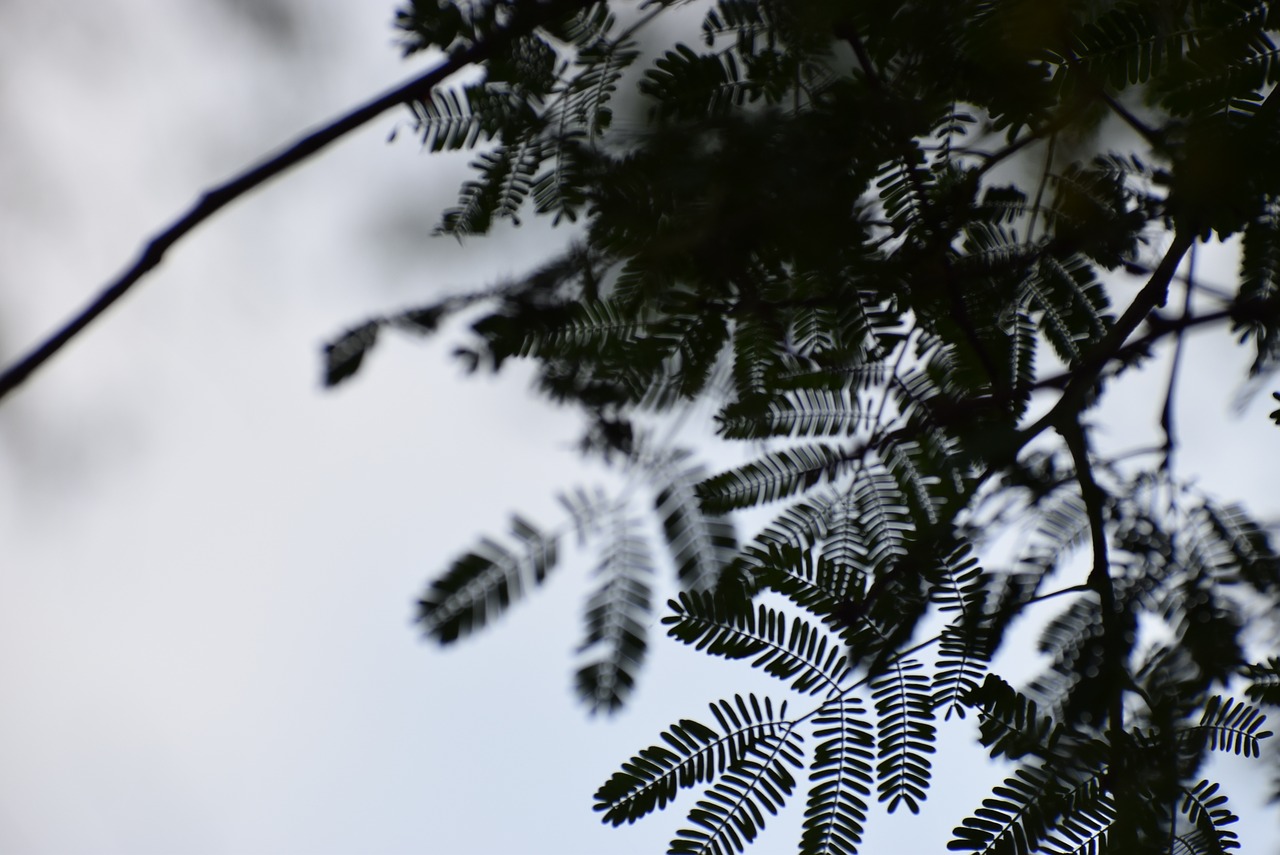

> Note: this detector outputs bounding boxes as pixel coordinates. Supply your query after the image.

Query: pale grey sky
[0,3,1276,854]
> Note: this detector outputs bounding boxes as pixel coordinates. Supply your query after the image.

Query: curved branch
[1021,229,1195,444]
[1060,417,1126,770]
[0,0,591,403]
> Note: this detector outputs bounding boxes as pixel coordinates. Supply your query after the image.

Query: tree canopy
[337,1,1280,851]
[7,0,1280,853]
[322,0,1280,853]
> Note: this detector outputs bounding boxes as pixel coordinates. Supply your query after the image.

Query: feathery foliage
[330,0,1280,850]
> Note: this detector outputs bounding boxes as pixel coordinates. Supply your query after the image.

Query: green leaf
[948,763,1064,855]
[594,718,724,825]
[651,452,739,592]
[670,712,804,855]
[963,674,1059,762]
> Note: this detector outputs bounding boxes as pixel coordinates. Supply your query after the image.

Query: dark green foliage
[948,763,1065,855]
[1189,695,1272,758]
[348,0,1280,850]
[869,658,935,814]
[802,696,873,855]
[1179,780,1241,854]
[594,716,725,825]
[668,719,805,855]
[664,591,847,695]
[653,453,739,592]
[966,675,1060,762]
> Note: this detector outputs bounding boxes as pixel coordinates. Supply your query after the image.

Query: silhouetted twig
[0,0,589,403]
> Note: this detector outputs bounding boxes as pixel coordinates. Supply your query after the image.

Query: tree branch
[1160,244,1196,473]
[0,0,591,404]
[1021,230,1195,444]
[1031,305,1232,393]
[1060,417,1126,769]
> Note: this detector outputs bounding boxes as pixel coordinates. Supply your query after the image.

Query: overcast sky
[0,2,1276,854]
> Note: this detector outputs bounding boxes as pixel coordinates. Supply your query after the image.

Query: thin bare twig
[0,0,592,403]
[1025,132,1057,244]
[1160,242,1196,473]
[1060,416,1126,770]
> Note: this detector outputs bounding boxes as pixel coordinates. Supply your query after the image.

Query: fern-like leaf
[1178,780,1241,854]
[964,674,1059,761]
[696,444,854,514]
[653,453,739,592]
[1040,791,1114,855]
[664,592,847,695]
[670,722,805,855]
[948,762,1063,855]
[933,622,994,721]
[1242,657,1280,705]
[801,695,874,855]
[716,388,869,440]
[595,718,724,825]
[439,141,545,235]
[418,515,558,643]
[640,43,758,121]
[1185,695,1272,758]
[871,658,935,814]
[576,510,655,713]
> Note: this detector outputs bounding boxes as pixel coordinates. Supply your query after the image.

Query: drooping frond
[1018,251,1111,368]
[1178,780,1241,854]
[651,451,739,592]
[1237,200,1280,373]
[801,695,874,855]
[947,762,1064,855]
[933,621,994,721]
[594,717,726,825]
[418,515,559,643]
[575,509,655,713]
[870,658,936,814]
[669,721,805,855]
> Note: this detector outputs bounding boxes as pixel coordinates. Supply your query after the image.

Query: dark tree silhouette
[6,1,1280,853]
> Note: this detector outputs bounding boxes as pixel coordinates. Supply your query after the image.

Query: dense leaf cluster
[328,0,1280,852]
